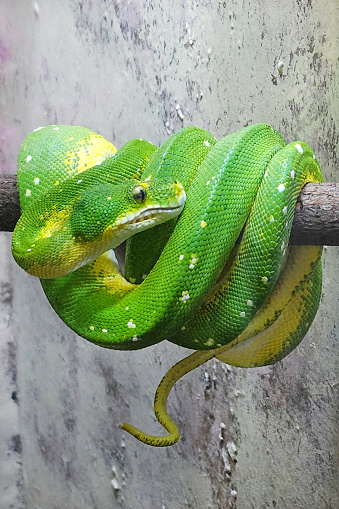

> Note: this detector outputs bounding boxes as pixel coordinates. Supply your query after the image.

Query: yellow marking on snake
[63,133,117,174]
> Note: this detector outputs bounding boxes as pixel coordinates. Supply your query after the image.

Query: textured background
[0,1,338,508]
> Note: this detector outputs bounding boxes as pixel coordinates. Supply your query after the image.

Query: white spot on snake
[189,255,198,269]
[262,276,268,283]
[290,170,295,179]
[107,196,112,200]
[200,220,207,228]
[34,177,40,185]
[312,154,316,160]
[77,179,83,184]
[181,326,186,331]
[53,127,60,131]
[247,300,253,307]
[205,338,215,347]
[180,291,190,303]
[127,319,136,328]
[145,176,151,182]
[206,180,210,185]
[25,189,31,197]
[132,336,139,341]
[281,241,285,251]
[142,274,147,280]
[102,329,108,333]
[27,248,31,252]
[269,215,274,223]
[264,170,268,177]
[179,254,184,261]
[277,184,285,192]
[129,278,136,283]
[283,206,288,214]
[26,155,32,162]
[295,143,303,154]
[240,311,246,318]
[89,325,95,331]
[203,140,211,147]
[125,307,129,310]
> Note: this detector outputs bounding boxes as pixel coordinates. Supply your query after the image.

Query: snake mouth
[116,203,185,227]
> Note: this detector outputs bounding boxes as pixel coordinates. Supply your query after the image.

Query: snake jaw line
[115,203,184,227]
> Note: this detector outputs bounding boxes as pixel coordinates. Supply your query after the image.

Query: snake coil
[12,124,323,446]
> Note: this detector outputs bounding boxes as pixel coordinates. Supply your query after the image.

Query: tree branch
[0,174,338,245]
[0,175,21,233]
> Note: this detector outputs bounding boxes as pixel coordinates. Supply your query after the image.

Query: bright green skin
[13,124,323,356]
[12,123,324,447]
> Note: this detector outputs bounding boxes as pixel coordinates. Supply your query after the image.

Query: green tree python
[12,124,323,447]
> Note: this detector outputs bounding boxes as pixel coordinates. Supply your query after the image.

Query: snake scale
[12,123,323,446]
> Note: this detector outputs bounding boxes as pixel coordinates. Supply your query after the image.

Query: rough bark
[0,175,20,233]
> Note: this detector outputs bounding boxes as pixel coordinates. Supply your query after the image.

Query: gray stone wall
[0,1,338,507]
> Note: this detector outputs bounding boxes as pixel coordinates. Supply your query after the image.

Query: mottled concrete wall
[0,1,338,508]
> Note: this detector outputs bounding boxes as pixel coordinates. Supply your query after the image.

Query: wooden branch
[0,175,21,233]
[289,182,339,246]
[0,174,338,245]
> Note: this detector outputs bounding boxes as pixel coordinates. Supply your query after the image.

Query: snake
[12,123,323,447]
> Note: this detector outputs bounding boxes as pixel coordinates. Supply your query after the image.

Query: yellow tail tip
[118,421,180,447]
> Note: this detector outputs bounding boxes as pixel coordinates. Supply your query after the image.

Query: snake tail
[118,349,223,446]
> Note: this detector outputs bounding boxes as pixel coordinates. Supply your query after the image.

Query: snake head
[70,177,186,241]
[12,177,186,279]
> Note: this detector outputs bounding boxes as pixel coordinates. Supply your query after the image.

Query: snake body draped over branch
[12,123,323,446]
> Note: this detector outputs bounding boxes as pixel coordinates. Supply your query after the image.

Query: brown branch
[289,182,339,246]
[0,174,20,233]
[0,174,338,245]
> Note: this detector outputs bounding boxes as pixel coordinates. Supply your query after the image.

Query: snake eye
[132,185,147,203]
